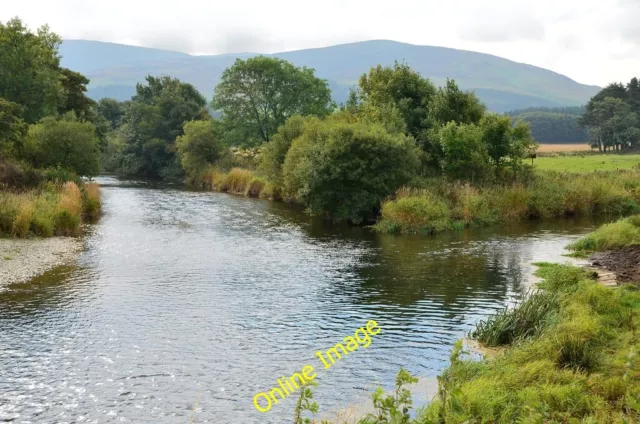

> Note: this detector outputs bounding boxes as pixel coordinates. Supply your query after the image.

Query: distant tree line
[580,78,640,152]
[504,107,588,143]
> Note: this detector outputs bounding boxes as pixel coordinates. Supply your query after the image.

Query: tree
[176,119,227,180]
[0,18,63,123]
[57,68,95,120]
[0,98,28,158]
[24,113,100,176]
[118,75,208,179]
[439,122,490,182]
[282,120,420,223]
[96,98,126,130]
[358,62,436,138]
[586,97,639,152]
[430,79,486,126]
[480,114,536,174]
[212,56,333,145]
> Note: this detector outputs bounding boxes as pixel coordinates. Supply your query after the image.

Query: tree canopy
[581,77,640,152]
[212,56,333,145]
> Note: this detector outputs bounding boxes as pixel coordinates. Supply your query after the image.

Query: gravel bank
[0,237,83,286]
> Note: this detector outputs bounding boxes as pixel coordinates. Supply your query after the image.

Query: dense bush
[176,119,228,181]
[282,120,420,223]
[24,114,100,177]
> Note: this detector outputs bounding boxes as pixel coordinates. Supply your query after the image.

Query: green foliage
[282,120,420,223]
[430,78,486,126]
[358,62,436,138]
[96,98,125,130]
[510,111,588,143]
[376,170,640,234]
[117,75,208,179]
[24,114,100,176]
[568,215,640,253]
[293,379,320,424]
[439,122,489,182]
[176,119,227,181]
[0,98,28,158]
[257,115,309,185]
[358,368,419,424]
[582,77,640,152]
[212,56,333,146]
[0,18,62,123]
[422,259,640,423]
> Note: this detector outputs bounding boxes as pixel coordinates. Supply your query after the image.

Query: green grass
[535,154,640,173]
[376,171,640,235]
[568,214,640,253]
[420,263,640,423]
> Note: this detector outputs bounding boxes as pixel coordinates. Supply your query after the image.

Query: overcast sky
[2,0,638,87]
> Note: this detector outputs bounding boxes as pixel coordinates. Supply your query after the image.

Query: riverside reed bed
[376,170,640,234]
[0,181,101,238]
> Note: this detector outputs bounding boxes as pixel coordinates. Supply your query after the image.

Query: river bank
[0,236,82,286]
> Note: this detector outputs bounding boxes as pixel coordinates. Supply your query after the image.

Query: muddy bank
[590,246,640,284]
[0,237,83,287]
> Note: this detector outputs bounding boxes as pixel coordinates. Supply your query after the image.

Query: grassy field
[535,154,640,173]
[537,143,593,152]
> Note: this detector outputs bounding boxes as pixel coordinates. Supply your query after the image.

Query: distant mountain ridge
[59,39,601,113]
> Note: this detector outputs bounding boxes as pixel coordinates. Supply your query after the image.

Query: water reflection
[0,177,602,423]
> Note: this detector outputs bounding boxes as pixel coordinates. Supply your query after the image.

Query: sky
[1,0,639,87]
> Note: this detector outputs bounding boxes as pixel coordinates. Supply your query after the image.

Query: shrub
[176,119,228,181]
[282,120,420,223]
[376,192,451,234]
[259,182,282,201]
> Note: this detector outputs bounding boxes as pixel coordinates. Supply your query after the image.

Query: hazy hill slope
[59,39,600,112]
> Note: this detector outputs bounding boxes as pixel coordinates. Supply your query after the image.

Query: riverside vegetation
[1,18,103,238]
[291,216,640,423]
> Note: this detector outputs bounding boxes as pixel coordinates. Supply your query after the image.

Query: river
[0,176,600,423]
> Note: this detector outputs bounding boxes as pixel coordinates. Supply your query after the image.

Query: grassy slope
[535,154,640,173]
[60,40,600,112]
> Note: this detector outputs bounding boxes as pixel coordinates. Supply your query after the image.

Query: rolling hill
[59,39,601,113]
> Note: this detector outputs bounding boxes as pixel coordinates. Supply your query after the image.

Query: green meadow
[534,154,640,173]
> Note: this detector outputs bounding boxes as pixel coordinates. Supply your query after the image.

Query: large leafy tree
[212,56,333,145]
[118,75,208,179]
[58,68,96,120]
[358,62,436,138]
[0,18,63,123]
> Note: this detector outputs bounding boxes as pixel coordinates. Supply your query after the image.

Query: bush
[23,114,100,177]
[83,183,101,221]
[282,120,420,223]
[176,119,228,181]
[376,191,451,234]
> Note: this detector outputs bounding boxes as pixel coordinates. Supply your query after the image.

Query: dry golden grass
[57,182,83,216]
[537,143,593,152]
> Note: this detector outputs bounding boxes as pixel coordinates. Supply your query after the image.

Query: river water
[0,177,601,423]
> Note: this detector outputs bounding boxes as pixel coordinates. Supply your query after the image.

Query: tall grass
[568,214,640,253]
[0,181,101,238]
[377,170,640,234]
